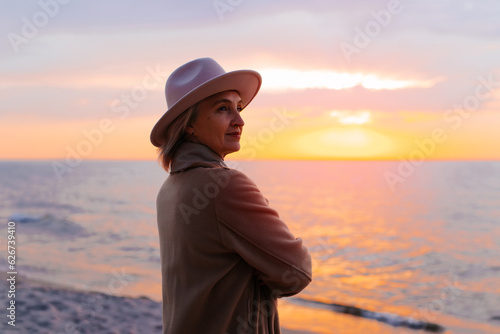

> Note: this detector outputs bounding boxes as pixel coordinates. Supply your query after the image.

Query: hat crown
[165,58,226,109]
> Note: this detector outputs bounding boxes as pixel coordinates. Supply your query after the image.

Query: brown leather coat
[156,142,312,334]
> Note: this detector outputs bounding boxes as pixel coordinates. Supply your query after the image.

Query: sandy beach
[0,275,316,334]
[4,275,487,334]
[1,276,162,334]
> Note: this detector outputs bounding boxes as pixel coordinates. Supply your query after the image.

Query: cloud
[258,68,441,91]
[1,0,499,156]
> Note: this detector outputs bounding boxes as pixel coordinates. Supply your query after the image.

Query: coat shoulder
[187,167,258,191]
[216,168,263,200]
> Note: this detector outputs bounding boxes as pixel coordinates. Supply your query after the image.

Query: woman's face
[187,90,245,158]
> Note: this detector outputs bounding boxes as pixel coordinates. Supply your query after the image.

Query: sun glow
[258,69,439,91]
[293,127,395,159]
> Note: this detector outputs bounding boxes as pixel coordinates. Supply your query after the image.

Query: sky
[1,0,499,161]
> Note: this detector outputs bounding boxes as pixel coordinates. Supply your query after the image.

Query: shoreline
[2,274,499,333]
[0,275,315,334]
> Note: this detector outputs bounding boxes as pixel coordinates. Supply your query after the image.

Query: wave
[8,213,92,239]
[291,297,445,332]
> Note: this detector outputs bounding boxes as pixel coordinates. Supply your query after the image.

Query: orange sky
[1,1,499,161]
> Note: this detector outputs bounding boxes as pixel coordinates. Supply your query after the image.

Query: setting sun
[293,127,395,159]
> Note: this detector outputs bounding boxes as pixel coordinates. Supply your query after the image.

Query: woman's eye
[217,105,242,113]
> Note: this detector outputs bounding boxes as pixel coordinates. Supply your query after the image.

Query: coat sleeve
[214,169,312,297]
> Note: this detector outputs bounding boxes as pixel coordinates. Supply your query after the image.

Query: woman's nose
[232,110,245,127]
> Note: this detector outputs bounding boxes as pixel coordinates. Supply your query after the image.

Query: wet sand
[0,276,316,334]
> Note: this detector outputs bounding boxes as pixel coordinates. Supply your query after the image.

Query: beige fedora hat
[150,57,262,147]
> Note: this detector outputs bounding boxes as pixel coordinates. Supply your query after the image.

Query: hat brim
[150,69,262,147]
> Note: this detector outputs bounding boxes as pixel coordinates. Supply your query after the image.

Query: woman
[150,57,312,334]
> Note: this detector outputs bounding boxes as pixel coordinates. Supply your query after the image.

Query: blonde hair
[157,102,200,171]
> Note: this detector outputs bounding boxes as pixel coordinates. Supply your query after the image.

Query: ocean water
[1,160,499,333]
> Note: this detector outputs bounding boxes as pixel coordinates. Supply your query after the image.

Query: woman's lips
[226,132,241,140]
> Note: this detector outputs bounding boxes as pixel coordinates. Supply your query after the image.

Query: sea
[0,159,499,334]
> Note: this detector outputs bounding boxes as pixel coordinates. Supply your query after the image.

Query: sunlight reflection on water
[1,160,499,333]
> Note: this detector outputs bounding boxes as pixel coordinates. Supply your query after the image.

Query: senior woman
[150,57,312,334]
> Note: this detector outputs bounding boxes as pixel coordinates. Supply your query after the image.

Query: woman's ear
[185,125,195,136]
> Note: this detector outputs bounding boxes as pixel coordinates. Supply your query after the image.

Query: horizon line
[1,157,500,163]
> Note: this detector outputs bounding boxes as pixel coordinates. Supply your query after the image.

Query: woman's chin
[223,144,241,157]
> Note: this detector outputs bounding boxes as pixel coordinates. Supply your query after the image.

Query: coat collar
[170,141,228,173]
